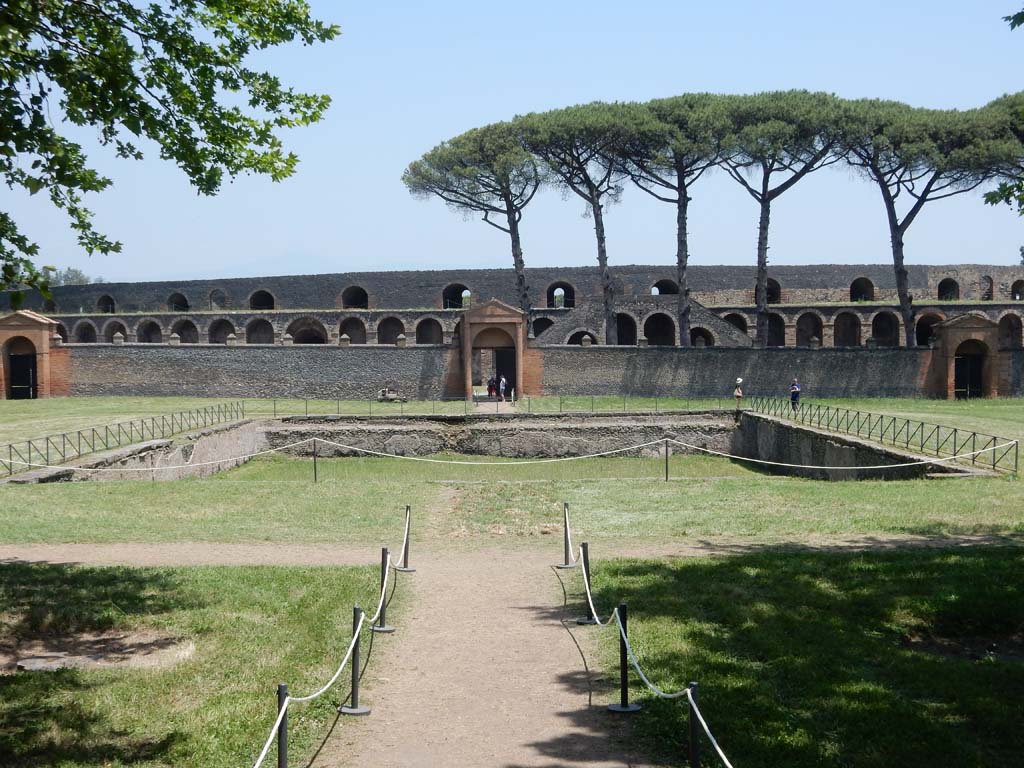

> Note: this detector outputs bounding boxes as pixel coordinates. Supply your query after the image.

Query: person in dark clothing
[789,378,802,412]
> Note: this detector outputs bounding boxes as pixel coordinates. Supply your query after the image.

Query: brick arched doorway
[460,300,525,400]
[3,336,37,399]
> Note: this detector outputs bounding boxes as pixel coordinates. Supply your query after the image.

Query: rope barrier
[573,540,736,766]
[251,508,412,768]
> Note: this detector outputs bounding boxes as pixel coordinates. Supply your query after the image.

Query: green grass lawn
[1,454,1021,545]
[0,563,395,767]
[583,548,1024,768]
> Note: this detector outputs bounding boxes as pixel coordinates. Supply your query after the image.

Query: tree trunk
[506,205,530,314]
[676,186,691,347]
[591,196,617,345]
[753,196,771,344]
[890,228,916,347]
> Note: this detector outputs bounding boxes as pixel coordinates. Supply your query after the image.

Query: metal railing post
[312,438,318,483]
[608,602,641,713]
[277,682,288,768]
[576,542,597,625]
[372,547,395,633]
[395,505,416,572]
[339,606,370,716]
[664,438,669,482]
[556,502,576,569]
[687,681,700,768]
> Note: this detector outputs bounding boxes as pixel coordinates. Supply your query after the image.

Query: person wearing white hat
[733,377,744,422]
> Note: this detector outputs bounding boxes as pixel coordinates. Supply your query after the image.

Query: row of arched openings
[533,313,716,346]
[64,317,448,345]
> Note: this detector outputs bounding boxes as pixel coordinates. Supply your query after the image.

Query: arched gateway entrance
[3,336,37,399]
[460,299,525,400]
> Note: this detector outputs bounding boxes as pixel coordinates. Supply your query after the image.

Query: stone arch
[340,285,369,309]
[97,294,116,314]
[167,292,190,311]
[377,316,405,344]
[998,312,1023,349]
[170,318,199,344]
[1012,280,1024,301]
[136,319,163,344]
[249,289,275,311]
[566,329,598,345]
[442,283,471,309]
[208,318,236,344]
[102,319,128,343]
[209,288,228,310]
[937,278,959,301]
[795,311,824,347]
[766,278,782,304]
[245,318,275,344]
[651,279,679,295]
[723,313,749,334]
[690,327,714,347]
[833,312,861,347]
[3,336,37,399]
[980,275,994,301]
[546,281,576,308]
[870,311,900,347]
[766,313,786,346]
[415,317,444,344]
[72,320,98,343]
[914,312,945,347]
[54,323,68,342]
[532,317,555,339]
[850,277,874,302]
[643,312,676,346]
[285,317,328,344]
[340,317,367,344]
[616,313,638,346]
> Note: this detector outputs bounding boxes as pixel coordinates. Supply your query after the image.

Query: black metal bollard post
[395,505,416,572]
[608,603,641,713]
[313,438,318,484]
[372,547,395,633]
[339,606,370,716]
[555,502,577,569]
[664,438,669,482]
[277,682,288,768]
[688,681,700,768]
[576,542,598,625]
[305,398,309,416]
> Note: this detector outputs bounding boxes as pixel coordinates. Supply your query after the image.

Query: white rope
[668,437,1017,472]
[564,505,577,565]
[687,687,736,768]
[4,438,315,472]
[387,508,411,569]
[252,697,291,768]
[611,606,687,700]
[315,437,668,465]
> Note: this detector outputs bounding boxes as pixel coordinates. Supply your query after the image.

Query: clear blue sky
[9,1,1024,282]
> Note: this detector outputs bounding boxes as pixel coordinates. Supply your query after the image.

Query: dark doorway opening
[494,348,517,395]
[954,340,986,400]
[616,314,637,346]
[5,337,37,399]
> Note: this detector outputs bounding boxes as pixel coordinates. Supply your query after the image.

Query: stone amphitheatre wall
[62,344,1024,399]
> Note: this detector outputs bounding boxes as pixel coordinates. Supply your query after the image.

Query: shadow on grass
[561,546,1024,767]
[0,562,198,766]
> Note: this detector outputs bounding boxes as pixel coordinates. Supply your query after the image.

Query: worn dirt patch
[901,632,1024,664]
[1,628,193,673]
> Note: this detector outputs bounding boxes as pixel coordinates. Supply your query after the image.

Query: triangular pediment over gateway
[936,312,997,330]
[0,310,57,331]
[463,298,524,323]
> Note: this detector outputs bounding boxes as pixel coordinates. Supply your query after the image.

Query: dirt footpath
[317,546,660,768]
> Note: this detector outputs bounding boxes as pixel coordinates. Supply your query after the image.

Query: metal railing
[1,401,245,477]
[749,397,1018,474]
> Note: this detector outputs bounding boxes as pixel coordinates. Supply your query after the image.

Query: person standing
[789,378,802,412]
[733,377,743,424]
[499,374,507,402]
